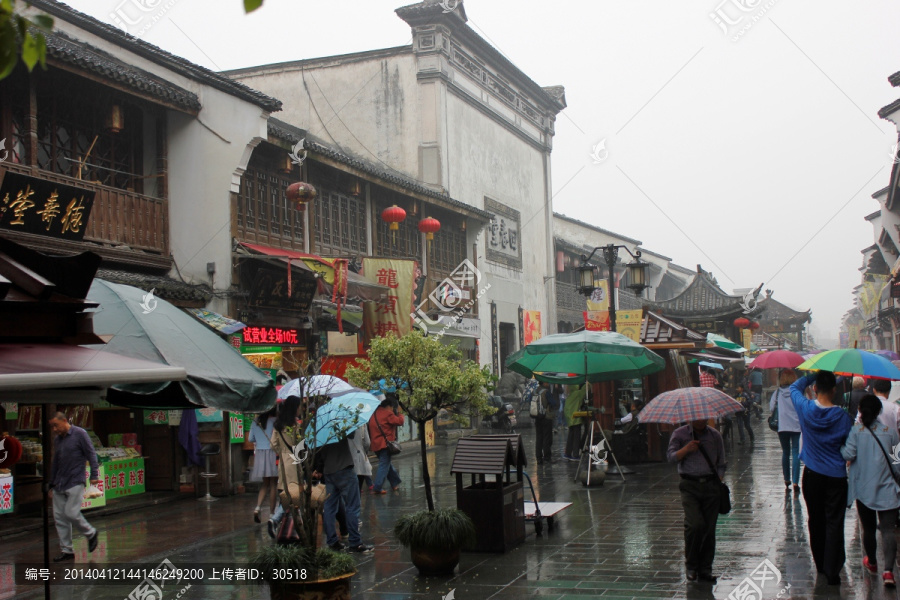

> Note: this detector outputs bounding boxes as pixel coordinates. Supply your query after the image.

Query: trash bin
[452,435,526,553]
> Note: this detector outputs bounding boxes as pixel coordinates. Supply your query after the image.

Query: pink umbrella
[746,350,805,370]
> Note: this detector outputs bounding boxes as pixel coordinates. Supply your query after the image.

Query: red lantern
[749,321,761,330]
[418,216,441,241]
[381,205,407,230]
[0,434,23,469]
[286,182,317,211]
[733,317,750,329]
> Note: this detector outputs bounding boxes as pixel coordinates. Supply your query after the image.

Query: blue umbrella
[698,361,724,371]
[305,390,382,448]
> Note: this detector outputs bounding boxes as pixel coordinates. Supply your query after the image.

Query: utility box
[452,434,526,553]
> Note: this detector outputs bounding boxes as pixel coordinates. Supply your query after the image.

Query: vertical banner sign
[491,302,499,375]
[81,464,106,510]
[362,258,416,337]
[584,311,610,331]
[425,420,435,447]
[741,329,753,351]
[585,280,609,311]
[0,476,12,514]
[616,310,643,343]
[229,413,245,444]
[518,306,525,349]
[524,310,542,345]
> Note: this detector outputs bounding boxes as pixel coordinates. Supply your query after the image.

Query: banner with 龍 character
[362,259,416,338]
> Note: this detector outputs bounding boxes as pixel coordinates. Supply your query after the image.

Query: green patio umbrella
[505,331,665,384]
[707,333,747,353]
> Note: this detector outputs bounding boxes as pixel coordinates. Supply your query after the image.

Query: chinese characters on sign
[363,259,416,338]
[583,310,644,342]
[0,477,13,514]
[484,198,522,269]
[523,310,542,345]
[248,266,317,312]
[103,459,145,499]
[0,172,95,241]
[241,326,300,345]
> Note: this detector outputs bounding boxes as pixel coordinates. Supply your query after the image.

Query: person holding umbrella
[666,417,726,583]
[769,369,801,493]
[790,371,853,586]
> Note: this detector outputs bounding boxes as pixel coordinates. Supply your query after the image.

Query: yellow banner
[859,275,889,319]
[848,324,860,348]
[362,259,416,337]
[586,280,609,311]
[741,329,752,351]
[616,310,644,343]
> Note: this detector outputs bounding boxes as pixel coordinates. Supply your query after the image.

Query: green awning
[707,333,747,353]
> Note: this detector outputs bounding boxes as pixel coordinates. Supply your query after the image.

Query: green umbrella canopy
[505,330,665,384]
[707,333,746,352]
[87,279,276,411]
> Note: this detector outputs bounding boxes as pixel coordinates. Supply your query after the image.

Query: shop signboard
[247,265,317,312]
[167,410,183,426]
[143,410,168,425]
[229,413,245,444]
[242,327,300,345]
[523,310,542,345]
[327,332,359,356]
[616,310,644,343]
[195,408,223,423]
[81,464,106,510]
[1,403,16,419]
[0,476,12,514]
[0,172,96,241]
[104,458,145,499]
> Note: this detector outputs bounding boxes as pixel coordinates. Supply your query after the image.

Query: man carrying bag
[667,418,727,584]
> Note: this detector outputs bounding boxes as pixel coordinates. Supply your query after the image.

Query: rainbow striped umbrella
[797,349,900,380]
[639,387,743,424]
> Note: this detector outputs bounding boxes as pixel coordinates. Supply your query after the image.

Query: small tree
[346,331,494,511]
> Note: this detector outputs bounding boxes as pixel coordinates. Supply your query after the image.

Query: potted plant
[347,331,494,575]
[247,361,362,598]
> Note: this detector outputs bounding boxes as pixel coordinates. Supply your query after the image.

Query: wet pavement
[1,421,896,599]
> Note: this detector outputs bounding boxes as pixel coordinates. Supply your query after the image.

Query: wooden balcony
[0,163,168,255]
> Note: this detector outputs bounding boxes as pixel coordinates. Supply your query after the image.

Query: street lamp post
[577,244,649,332]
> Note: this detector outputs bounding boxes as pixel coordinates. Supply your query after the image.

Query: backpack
[529,388,546,418]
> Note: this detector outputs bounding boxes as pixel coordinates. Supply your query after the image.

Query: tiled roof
[879,98,900,120]
[45,29,201,112]
[757,294,810,322]
[890,71,900,87]
[553,213,642,246]
[97,269,211,304]
[647,270,763,319]
[267,119,493,221]
[31,0,281,112]
[872,185,891,199]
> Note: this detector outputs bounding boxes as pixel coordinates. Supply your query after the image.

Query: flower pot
[268,572,354,600]
[410,546,460,576]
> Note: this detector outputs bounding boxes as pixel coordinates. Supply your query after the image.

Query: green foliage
[248,545,356,582]
[346,331,495,424]
[0,0,52,81]
[243,0,264,13]
[394,508,477,552]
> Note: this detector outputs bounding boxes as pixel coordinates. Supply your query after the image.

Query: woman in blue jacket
[841,394,900,588]
[790,371,853,586]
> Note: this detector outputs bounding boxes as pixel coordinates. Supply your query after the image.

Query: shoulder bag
[275,437,301,545]
[866,426,900,487]
[696,440,731,515]
[768,396,779,432]
[374,412,401,456]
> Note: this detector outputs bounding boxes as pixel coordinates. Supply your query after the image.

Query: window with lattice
[375,210,421,259]
[314,187,367,256]
[34,74,145,193]
[237,167,304,248]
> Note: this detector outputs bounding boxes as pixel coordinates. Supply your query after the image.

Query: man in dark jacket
[533,381,556,464]
[317,435,374,553]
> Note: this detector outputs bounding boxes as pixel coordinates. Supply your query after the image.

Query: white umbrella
[277,375,354,400]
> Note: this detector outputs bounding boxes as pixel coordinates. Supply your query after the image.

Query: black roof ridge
[30,0,281,112]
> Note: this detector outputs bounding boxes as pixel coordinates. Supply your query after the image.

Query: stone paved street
[2,421,894,599]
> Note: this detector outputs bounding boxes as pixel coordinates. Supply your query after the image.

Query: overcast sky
[62,0,900,346]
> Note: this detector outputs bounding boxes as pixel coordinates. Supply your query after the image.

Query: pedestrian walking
[248,407,278,524]
[48,412,100,562]
[316,435,373,553]
[790,371,853,586]
[699,366,717,388]
[269,395,303,538]
[532,381,555,464]
[368,397,403,494]
[841,394,900,588]
[749,368,763,397]
[666,418,726,583]
[733,384,755,445]
[770,369,802,493]
[350,423,373,491]
[864,379,899,432]
[843,376,867,421]
[563,384,585,460]
[554,385,567,432]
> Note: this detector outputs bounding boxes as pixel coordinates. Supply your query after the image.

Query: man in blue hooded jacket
[791,370,853,586]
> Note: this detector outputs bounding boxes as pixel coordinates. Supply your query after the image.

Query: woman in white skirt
[248,407,278,523]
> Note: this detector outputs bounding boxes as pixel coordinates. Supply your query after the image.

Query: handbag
[696,441,731,515]
[768,403,779,432]
[374,412,401,456]
[866,426,900,487]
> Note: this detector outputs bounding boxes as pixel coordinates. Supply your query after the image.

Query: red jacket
[368,406,405,453]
